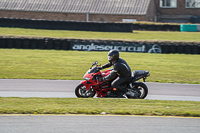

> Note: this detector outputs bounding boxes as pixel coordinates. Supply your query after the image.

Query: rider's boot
[116,87,127,98]
[126,89,138,98]
[126,91,136,98]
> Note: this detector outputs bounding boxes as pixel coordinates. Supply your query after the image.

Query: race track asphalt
[0,115,199,133]
[0,79,200,101]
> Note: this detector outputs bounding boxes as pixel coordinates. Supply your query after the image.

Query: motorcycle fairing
[80,80,92,90]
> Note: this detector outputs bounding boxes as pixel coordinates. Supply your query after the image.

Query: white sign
[71,42,162,53]
[122,19,137,22]
[72,43,145,52]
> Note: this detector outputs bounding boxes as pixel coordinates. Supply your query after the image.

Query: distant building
[0,0,199,23]
[157,0,200,23]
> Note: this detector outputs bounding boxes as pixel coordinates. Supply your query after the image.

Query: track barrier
[0,37,199,54]
[0,18,181,32]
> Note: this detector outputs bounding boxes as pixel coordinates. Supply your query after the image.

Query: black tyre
[132,82,148,99]
[75,83,96,98]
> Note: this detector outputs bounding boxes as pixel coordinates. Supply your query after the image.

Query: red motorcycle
[75,61,150,99]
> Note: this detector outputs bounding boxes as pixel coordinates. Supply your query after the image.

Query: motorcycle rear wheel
[132,82,148,99]
[75,83,96,98]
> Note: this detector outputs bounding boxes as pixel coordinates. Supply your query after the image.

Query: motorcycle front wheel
[75,83,96,98]
[132,82,148,99]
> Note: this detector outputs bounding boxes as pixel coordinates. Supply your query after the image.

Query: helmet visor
[108,55,112,61]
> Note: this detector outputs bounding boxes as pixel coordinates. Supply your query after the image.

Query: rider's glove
[98,77,104,82]
[97,66,103,70]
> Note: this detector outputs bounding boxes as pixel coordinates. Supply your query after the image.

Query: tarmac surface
[0,79,200,101]
[0,115,199,133]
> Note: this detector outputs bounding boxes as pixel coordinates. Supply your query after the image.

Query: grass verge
[0,97,199,117]
[1,27,200,42]
[0,49,200,84]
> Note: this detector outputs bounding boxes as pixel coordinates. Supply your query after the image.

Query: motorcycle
[75,61,150,99]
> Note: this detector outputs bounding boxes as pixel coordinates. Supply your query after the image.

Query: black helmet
[108,49,119,62]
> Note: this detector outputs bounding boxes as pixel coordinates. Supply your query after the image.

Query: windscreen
[88,66,98,73]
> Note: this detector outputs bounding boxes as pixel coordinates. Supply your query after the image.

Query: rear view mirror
[92,61,98,66]
[90,61,98,68]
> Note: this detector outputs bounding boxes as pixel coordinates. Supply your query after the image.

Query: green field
[0,97,199,117]
[1,27,200,42]
[0,49,199,84]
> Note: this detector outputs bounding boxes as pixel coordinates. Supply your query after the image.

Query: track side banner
[70,41,162,53]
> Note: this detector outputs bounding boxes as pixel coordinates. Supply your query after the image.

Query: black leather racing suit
[101,58,132,93]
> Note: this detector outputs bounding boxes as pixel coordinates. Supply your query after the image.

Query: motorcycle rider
[98,49,136,98]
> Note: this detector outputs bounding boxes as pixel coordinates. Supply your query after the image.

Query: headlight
[84,78,90,81]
